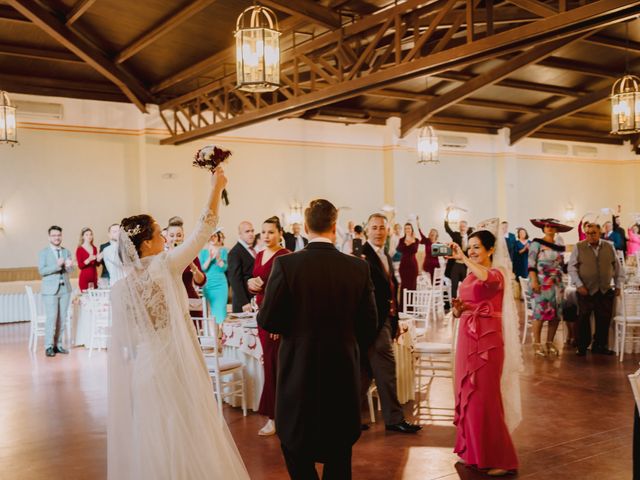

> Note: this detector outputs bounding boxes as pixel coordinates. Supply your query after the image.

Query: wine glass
[250,296,258,314]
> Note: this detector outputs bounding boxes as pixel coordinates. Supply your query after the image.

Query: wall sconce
[563,204,576,224]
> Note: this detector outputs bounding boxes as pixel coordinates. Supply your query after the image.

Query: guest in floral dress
[528,218,573,358]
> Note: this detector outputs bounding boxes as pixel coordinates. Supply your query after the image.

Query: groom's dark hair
[305,199,337,234]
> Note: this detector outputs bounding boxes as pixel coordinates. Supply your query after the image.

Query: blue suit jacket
[38,246,73,295]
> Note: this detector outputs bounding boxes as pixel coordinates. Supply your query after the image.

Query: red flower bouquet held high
[193,145,232,205]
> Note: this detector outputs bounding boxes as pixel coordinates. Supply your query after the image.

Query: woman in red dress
[248,216,291,436]
[450,230,519,476]
[396,222,421,307]
[76,227,98,291]
[167,222,206,320]
[419,225,441,278]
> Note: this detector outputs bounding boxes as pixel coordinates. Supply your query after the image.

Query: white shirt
[367,240,389,274]
[309,237,333,244]
[103,243,125,286]
[238,239,256,257]
[294,235,305,252]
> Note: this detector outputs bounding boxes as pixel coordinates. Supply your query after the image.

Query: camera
[431,243,452,257]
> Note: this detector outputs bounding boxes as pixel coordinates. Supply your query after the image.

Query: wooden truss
[154,0,640,145]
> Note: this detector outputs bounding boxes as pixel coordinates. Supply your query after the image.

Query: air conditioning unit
[14,100,64,120]
[308,108,371,124]
[572,145,598,157]
[440,135,468,149]
[541,142,569,155]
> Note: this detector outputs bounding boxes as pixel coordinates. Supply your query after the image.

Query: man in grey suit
[38,225,74,357]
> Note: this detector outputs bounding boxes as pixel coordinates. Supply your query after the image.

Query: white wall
[1,94,639,268]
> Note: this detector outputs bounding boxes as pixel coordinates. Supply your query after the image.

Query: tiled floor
[0,320,636,479]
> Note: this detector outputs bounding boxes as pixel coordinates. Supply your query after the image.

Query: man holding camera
[444,208,473,298]
[360,213,421,433]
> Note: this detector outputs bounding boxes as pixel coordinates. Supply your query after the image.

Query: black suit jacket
[444,220,474,275]
[361,241,399,337]
[257,242,378,459]
[98,241,111,279]
[283,232,309,252]
[227,242,255,312]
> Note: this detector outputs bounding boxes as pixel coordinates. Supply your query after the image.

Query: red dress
[454,269,518,471]
[396,237,419,307]
[419,230,440,278]
[76,245,98,292]
[254,247,291,419]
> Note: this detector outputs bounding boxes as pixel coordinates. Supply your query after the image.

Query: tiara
[126,225,141,237]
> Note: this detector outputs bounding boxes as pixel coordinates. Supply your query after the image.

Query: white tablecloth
[218,317,418,410]
[0,280,79,323]
[220,321,263,411]
[71,292,109,349]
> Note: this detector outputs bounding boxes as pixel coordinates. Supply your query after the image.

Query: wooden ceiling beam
[368,88,609,120]
[0,43,83,63]
[6,0,153,112]
[531,127,622,144]
[509,85,611,143]
[0,72,122,93]
[261,0,341,29]
[583,34,640,53]
[400,34,586,136]
[507,0,557,17]
[536,55,617,78]
[66,0,97,26]
[161,0,640,144]
[436,70,587,96]
[0,5,29,22]
[115,0,218,64]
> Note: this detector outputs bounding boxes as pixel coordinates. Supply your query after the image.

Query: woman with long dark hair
[396,221,421,305]
[108,167,249,479]
[248,216,291,436]
[76,227,98,291]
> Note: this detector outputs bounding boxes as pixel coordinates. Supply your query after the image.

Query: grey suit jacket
[38,246,73,295]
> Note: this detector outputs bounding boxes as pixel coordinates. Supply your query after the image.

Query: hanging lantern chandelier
[417,125,439,164]
[611,74,640,135]
[234,5,281,93]
[611,21,640,136]
[0,90,17,146]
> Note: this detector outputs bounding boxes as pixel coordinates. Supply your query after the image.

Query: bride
[107,167,250,480]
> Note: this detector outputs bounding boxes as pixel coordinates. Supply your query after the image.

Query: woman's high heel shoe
[487,468,511,477]
[533,343,547,357]
[546,342,559,356]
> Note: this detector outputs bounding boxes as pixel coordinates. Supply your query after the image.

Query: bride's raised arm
[168,169,228,274]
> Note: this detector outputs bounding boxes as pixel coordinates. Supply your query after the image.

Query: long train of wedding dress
[108,209,250,480]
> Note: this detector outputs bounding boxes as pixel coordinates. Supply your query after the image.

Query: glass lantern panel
[6,106,16,141]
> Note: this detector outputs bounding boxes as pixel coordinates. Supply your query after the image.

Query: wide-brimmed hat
[530,218,573,233]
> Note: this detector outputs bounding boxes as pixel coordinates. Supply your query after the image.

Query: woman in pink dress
[248,216,291,436]
[628,225,640,256]
[450,227,519,476]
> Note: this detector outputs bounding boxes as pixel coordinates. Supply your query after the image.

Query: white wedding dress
[108,208,250,480]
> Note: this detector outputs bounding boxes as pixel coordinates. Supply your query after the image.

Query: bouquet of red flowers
[193,145,232,205]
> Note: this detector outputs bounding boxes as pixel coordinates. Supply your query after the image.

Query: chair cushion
[205,356,243,372]
[414,342,452,354]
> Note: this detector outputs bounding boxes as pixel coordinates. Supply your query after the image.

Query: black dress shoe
[576,349,586,356]
[385,420,422,433]
[361,424,370,431]
[55,346,69,354]
[592,346,615,355]
[45,347,56,357]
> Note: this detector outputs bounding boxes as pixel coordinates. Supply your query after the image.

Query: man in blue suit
[38,225,74,357]
[501,221,517,264]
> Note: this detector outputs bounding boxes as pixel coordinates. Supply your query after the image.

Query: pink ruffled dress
[454,268,518,471]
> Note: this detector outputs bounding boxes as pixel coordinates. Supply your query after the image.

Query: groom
[258,199,378,480]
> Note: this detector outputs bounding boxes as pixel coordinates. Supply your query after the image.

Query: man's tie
[249,247,257,258]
